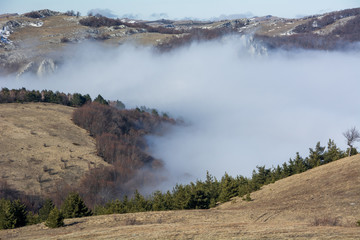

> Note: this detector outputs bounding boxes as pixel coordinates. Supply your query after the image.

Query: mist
[1,36,360,190]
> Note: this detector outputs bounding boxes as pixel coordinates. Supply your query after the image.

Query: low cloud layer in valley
[1,36,360,190]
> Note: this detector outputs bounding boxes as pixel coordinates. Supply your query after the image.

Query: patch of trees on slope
[0,88,358,229]
[71,102,175,207]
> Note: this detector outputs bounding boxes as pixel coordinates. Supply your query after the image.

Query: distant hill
[1,153,359,239]
[0,8,359,76]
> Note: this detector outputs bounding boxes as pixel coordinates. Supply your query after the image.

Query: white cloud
[88,8,118,18]
[1,36,360,191]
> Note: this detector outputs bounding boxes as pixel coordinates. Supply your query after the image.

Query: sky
[1,0,359,20]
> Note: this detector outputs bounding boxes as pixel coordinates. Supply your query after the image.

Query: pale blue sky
[1,0,359,20]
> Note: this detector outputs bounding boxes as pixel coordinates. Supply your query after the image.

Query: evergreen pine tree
[190,186,210,209]
[109,199,126,214]
[237,175,250,197]
[122,195,130,213]
[324,139,344,164]
[71,93,87,107]
[218,173,238,202]
[94,94,109,105]
[61,193,92,218]
[45,207,64,228]
[0,199,27,229]
[39,199,55,222]
[152,191,165,211]
[204,171,220,206]
[172,184,192,209]
[130,190,148,212]
[26,211,40,225]
[307,142,325,168]
[163,191,174,210]
[293,152,307,174]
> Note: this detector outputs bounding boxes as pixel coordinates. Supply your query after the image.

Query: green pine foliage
[190,186,211,209]
[94,94,109,105]
[87,138,350,215]
[242,193,252,202]
[45,207,64,228]
[0,199,27,229]
[129,190,150,212]
[218,173,239,202]
[26,211,40,225]
[61,193,92,218]
[0,88,94,107]
[39,199,55,222]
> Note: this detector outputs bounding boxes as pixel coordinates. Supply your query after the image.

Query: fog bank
[1,36,360,189]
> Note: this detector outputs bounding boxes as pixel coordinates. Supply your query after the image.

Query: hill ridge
[1,7,360,76]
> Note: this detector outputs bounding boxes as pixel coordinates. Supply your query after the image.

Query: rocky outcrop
[37,58,56,77]
[22,9,61,18]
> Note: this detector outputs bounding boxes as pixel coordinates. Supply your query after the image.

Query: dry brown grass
[0,103,108,196]
[0,104,360,239]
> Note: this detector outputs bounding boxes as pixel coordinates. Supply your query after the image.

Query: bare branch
[343,127,360,156]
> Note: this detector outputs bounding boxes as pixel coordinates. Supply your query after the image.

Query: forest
[0,88,356,229]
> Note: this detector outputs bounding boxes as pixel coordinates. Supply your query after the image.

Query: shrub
[60,37,70,43]
[24,11,42,18]
[45,207,64,228]
[65,10,76,16]
[242,193,252,202]
[312,216,340,226]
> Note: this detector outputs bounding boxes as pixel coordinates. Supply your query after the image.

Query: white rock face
[37,59,56,77]
[16,61,35,78]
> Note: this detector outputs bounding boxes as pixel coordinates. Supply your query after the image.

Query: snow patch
[29,21,43,27]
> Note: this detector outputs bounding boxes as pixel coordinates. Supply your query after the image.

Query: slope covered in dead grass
[0,102,108,196]
[1,148,359,239]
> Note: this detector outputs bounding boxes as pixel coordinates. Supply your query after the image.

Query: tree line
[1,136,352,229]
[0,88,125,108]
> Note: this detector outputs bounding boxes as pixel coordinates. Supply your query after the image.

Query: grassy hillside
[218,154,360,225]
[0,103,108,196]
[1,154,359,239]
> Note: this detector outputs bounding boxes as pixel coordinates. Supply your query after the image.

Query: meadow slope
[1,147,359,239]
[0,102,108,196]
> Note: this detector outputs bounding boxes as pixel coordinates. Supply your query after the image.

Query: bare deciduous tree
[343,127,360,156]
